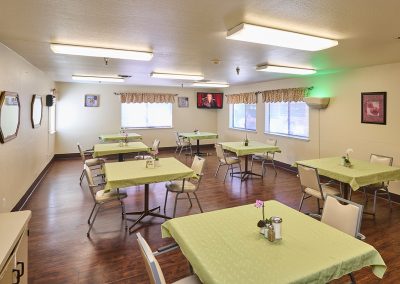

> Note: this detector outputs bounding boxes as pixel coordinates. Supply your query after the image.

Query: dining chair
[321,195,364,283]
[214,143,241,182]
[77,142,105,185]
[136,233,201,284]
[164,156,205,217]
[135,139,160,159]
[297,164,341,215]
[250,138,278,177]
[174,131,192,156]
[84,165,128,237]
[360,153,393,216]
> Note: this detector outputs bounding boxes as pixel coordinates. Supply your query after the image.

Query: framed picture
[361,92,386,125]
[5,96,18,105]
[178,97,189,108]
[84,94,100,107]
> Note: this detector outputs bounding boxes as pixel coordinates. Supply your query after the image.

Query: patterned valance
[117,92,176,103]
[226,92,258,104]
[262,87,311,103]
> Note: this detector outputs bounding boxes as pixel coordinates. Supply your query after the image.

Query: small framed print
[361,92,386,125]
[178,97,189,108]
[84,94,100,107]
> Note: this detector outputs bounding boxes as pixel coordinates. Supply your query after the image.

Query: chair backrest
[370,154,393,166]
[77,143,86,163]
[136,233,166,284]
[152,139,160,151]
[191,156,206,176]
[321,195,363,238]
[215,143,226,161]
[297,164,323,198]
[266,138,277,146]
[83,164,95,187]
[174,131,182,145]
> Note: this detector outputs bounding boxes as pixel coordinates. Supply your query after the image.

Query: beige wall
[55,83,218,153]
[218,62,400,194]
[0,43,55,212]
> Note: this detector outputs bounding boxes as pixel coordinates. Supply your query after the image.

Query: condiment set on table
[255,200,282,242]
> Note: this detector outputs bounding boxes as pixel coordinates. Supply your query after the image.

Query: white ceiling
[1,0,400,87]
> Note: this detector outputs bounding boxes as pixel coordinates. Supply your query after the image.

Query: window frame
[265,101,309,140]
[121,102,173,129]
[229,103,257,132]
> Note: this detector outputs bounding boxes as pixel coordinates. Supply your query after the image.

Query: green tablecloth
[162,200,386,284]
[179,132,218,140]
[295,157,400,190]
[93,142,149,158]
[104,157,194,190]
[219,141,281,156]
[99,133,142,142]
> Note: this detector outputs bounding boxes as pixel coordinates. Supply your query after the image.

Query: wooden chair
[164,156,205,217]
[250,138,278,176]
[214,143,241,182]
[136,233,201,284]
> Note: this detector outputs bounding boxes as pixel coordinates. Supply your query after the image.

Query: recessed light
[256,65,316,75]
[227,23,338,51]
[51,43,153,61]
[150,72,204,80]
[193,82,229,88]
[72,75,125,82]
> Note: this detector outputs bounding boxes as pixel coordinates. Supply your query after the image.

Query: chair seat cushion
[95,189,127,202]
[85,158,105,167]
[305,185,340,199]
[166,180,197,192]
[173,275,201,284]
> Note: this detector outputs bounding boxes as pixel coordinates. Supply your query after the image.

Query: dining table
[161,200,386,283]
[219,141,281,180]
[99,132,142,143]
[93,141,150,161]
[179,132,218,156]
[295,157,400,199]
[104,157,195,233]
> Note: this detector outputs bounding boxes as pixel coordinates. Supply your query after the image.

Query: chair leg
[271,160,277,176]
[298,193,305,211]
[193,192,203,213]
[120,201,127,230]
[87,204,101,237]
[223,166,230,182]
[250,156,254,173]
[88,204,97,224]
[372,190,377,217]
[179,145,183,156]
[385,187,392,212]
[187,193,193,207]
[261,160,266,178]
[173,193,180,218]
[163,190,169,213]
[317,199,321,214]
[80,169,85,185]
[215,163,221,176]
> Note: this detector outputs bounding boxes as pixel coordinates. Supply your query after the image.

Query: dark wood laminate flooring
[24,151,400,283]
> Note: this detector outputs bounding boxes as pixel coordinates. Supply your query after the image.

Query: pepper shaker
[265,224,275,242]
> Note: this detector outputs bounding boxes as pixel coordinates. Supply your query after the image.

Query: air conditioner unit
[304,97,330,109]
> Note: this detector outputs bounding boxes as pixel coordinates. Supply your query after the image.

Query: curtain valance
[262,87,311,103]
[226,92,258,104]
[117,92,176,103]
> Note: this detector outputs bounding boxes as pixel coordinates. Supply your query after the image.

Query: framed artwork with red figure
[361,92,386,125]
[197,92,223,109]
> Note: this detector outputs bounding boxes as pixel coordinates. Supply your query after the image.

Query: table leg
[194,139,208,156]
[118,153,123,162]
[127,184,171,233]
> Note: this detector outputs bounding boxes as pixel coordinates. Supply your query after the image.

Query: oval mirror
[0,91,20,143]
[31,95,43,128]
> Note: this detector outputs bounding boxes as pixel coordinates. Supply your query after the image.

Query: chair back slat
[136,233,166,284]
[191,156,206,176]
[297,164,322,193]
[321,195,363,238]
[77,143,86,162]
[152,139,160,151]
[174,132,182,146]
[370,154,393,166]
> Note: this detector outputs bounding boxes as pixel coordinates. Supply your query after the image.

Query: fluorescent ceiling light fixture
[256,65,316,75]
[51,43,153,61]
[227,23,338,51]
[72,75,125,82]
[192,82,229,88]
[150,72,204,80]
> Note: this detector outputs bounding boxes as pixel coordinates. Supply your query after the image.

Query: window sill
[229,127,257,133]
[264,132,310,141]
[123,126,173,130]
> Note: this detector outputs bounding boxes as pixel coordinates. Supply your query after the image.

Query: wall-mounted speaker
[46,94,55,107]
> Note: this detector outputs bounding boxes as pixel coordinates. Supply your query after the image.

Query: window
[265,102,309,138]
[121,103,172,128]
[49,100,56,134]
[229,104,256,131]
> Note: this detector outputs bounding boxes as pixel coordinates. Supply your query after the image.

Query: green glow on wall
[307,86,333,98]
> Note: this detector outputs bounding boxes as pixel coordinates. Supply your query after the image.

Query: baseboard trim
[12,156,55,212]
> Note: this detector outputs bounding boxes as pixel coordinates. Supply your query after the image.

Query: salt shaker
[271,216,282,240]
[265,224,275,242]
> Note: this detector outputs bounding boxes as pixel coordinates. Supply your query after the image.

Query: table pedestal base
[127,184,171,233]
[230,155,262,181]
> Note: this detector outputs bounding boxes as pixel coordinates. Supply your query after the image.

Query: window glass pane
[233,104,245,129]
[269,102,288,134]
[289,102,309,137]
[121,103,172,128]
[245,104,256,130]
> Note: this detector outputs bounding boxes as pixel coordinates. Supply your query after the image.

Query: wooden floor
[25,150,400,283]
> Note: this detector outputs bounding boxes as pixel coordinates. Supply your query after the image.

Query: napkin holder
[146,159,155,169]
